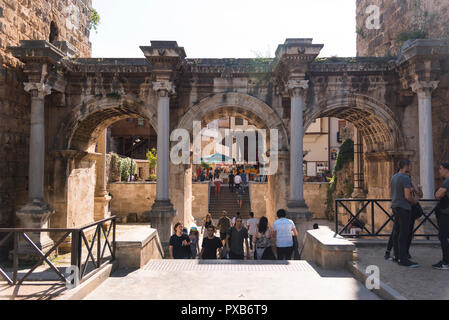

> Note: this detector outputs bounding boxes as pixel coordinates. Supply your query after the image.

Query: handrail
[335,199,439,238]
[0,216,116,288]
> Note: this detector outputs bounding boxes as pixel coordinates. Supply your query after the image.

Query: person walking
[231,212,241,227]
[214,175,222,196]
[189,227,200,259]
[272,209,298,260]
[217,210,231,245]
[253,216,276,260]
[229,171,235,192]
[200,225,223,259]
[236,186,244,209]
[226,217,250,260]
[241,170,247,187]
[202,213,213,236]
[390,159,420,268]
[169,222,191,259]
[385,177,423,261]
[234,172,242,191]
[246,212,259,251]
[433,162,449,270]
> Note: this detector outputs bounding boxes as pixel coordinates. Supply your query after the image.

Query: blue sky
[90,0,356,59]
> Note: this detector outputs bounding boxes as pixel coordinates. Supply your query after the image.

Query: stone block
[301,226,355,270]
[115,226,164,269]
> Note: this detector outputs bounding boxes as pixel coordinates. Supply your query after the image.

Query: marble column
[146,81,176,249]
[15,82,55,257]
[94,129,111,221]
[286,79,311,248]
[411,80,439,199]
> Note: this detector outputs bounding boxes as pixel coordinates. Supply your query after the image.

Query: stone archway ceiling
[318,107,392,152]
[70,105,149,152]
[200,106,267,130]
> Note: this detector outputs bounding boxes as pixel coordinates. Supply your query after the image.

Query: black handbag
[412,203,424,220]
[292,236,301,260]
[437,196,449,215]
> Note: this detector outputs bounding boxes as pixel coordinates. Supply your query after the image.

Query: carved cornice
[24,82,52,98]
[287,79,309,97]
[411,80,439,95]
[153,80,175,97]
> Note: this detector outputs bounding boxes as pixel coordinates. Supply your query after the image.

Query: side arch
[177,92,289,151]
[305,93,405,153]
[56,96,158,152]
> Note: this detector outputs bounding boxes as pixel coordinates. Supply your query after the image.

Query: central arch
[177,92,289,151]
[176,92,290,226]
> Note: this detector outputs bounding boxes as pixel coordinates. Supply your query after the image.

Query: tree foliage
[146,148,157,174]
[116,157,137,182]
[90,8,101,32]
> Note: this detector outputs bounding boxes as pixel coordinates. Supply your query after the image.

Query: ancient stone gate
[7,37,449,248]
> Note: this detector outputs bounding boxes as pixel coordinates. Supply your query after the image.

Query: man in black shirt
[169,222,191,259]
[200,225,223,259]
[434,162,449,270]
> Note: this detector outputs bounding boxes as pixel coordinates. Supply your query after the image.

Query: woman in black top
[169,222,191,259]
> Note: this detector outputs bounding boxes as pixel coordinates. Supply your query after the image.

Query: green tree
[117,157,137,182]
[146,148,157,175]
[90,8,101,32]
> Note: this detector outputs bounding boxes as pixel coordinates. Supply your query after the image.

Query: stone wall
[108,182,157,222]
[249,183,269,220]
[0,0,92,229]
[304,183,329,220]
[356,0,449,56]
[0,0,92,64]
[191,183,209,223]
[66,159,95,227]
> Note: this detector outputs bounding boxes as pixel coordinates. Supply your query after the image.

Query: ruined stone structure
[1,1,449,252]
[0,0,92,234]
[356,0,449,56]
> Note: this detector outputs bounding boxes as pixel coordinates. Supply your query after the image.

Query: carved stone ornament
[24,82,52,98]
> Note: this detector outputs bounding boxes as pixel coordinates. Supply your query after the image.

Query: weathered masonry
[4,36,448,251]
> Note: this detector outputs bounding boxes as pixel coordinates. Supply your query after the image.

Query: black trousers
[436,211,449,264]
[249,235,253,250]
[391,207,412,262]
[276,247,293,260]
[229,182,234,192]
[229,251,244,260]
[387,212,415,257]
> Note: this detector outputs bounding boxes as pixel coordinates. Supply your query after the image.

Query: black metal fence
[0,216,116,288]
[335,199,439,238]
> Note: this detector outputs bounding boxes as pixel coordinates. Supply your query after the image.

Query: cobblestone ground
[356,244,449,300]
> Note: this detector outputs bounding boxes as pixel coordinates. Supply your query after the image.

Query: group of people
[195,166,267,184]
[169,210,300,261]
[386,160,449,270]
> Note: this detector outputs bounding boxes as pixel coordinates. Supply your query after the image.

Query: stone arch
[177,92,289,151]
[305,93,405,153]
[58,96,158,152]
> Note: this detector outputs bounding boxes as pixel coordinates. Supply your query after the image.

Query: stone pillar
[352,128,365,198]
[94,129,111,221]
[286,79,311,248]
[145,81,176,247]
[15,82,54,257]
[411,80,439,199]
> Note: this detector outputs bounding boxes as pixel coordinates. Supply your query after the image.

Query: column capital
[153,80,175,97]
[287,79,309,97]
[411,80,439,95]
[24,82,52,98]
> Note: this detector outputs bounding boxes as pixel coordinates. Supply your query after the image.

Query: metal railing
[335,199,439,238]
[0,216,116,287]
